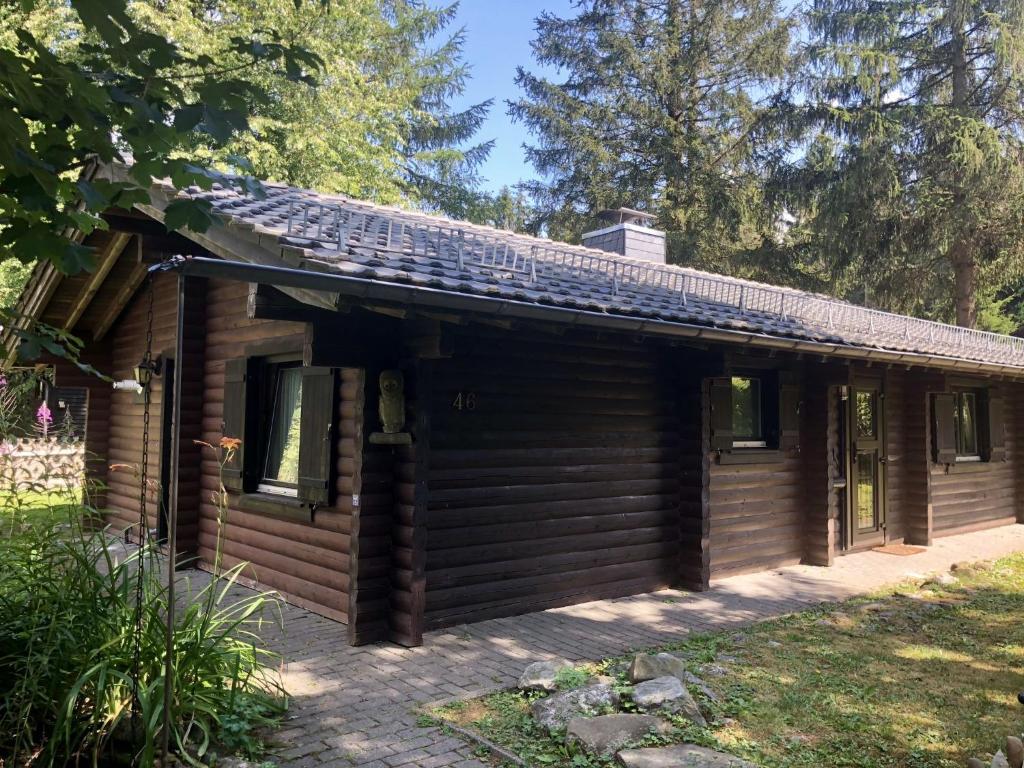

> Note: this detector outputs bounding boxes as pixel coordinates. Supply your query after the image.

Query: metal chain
[130,272,156,763]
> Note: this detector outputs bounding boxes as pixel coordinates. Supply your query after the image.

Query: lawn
[434,554,1024,768]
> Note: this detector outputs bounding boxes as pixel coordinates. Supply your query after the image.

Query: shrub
[0,445,285,766]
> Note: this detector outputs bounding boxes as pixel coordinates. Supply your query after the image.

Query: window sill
[718,447,788,465]
[933,460,990,475]
[236,492,313,523]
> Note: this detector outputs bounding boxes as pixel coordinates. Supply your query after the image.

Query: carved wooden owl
[378,370,405,433]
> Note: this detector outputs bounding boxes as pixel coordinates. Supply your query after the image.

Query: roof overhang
[155,255,1024,379]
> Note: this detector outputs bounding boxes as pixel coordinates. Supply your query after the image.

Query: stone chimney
[581,208,666,264]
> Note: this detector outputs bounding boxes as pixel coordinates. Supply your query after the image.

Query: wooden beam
[64,232,133,332]
[93,261,148,341]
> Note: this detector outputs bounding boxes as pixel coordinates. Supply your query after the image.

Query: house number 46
[452,391,477,411]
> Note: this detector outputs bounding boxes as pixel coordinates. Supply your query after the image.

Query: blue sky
[451,0,575,193]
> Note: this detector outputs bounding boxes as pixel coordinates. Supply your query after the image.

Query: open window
[730,376,766,448]
[932,388,1005,465]
[258,362,304,496]
[220,354,336,515]
[709,371,800,455]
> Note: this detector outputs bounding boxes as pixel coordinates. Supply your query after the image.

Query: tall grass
[0,442,286,767]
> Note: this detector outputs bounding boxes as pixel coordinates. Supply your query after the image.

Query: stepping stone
[565,714,671,756]
[630,652,687,683]
[531,683,620,732]
[519,660,569,691]
[617,744,759,767]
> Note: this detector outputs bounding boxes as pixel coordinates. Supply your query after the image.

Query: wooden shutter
[983,392,1007,462]
[297,366,336,504]
[779,377,801,450]
[709,377,733,450]
[221,357,253,491]
[932,393,957,464]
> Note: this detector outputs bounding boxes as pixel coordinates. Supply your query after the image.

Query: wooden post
[677,354,711,591]
[389,358,431,646]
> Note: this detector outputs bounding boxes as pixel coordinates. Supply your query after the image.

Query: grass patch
[434,554,1024,768]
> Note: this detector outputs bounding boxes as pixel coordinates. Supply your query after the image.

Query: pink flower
[36,402,52,426]
[0,375,8,390]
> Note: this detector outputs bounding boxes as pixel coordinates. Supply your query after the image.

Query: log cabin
[8,167,1024,647]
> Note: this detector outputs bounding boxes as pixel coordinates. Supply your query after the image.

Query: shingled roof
[175,179,1024,370]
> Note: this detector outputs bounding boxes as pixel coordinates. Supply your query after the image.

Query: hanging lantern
[133,357,161,389]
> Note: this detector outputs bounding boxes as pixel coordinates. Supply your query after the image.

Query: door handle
[879,456,888,465]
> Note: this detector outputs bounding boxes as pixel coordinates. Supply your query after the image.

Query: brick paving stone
[199,524,1024,766]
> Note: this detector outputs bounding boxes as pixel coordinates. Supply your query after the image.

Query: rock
[702,664,728,677]
[565,714,672,756]
[633,676,686,707]
[519,660,568,691]
[994,751,1011,768]
[930,573,959,587]
[632,676,707,726]
[684,671,720,703]
[766,640,782,649]
[531,683,621,732]
[630,652,687,683]
[969,759,988,768]
[1007,737,1024,768]
[217,760,258,768]
[617,744,758,767]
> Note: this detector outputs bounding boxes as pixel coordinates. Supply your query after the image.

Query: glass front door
[848,381,885,547]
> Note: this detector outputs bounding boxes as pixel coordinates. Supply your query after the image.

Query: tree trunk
[951,240,977,328]
[948,0,976,328]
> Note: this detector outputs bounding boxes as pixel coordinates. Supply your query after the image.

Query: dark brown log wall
[199,278,351,622]
[347,366,396,643]
[103,273,179,539]
[886,370,931,545]
[930,382,1022,535]
[423,329,682,629]
[707,450,806,577]
[801,367,834,566]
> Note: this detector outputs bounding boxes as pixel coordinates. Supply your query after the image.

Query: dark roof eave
[159,256,1024,379]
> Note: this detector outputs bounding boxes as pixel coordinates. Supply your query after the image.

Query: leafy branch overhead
[0,0,324,274]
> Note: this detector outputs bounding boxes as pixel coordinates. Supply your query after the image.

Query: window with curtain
[259,364,303,494]
[953,390,979,459]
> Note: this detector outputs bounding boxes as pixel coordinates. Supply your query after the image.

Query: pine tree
[383,1,495,219]
[786,0,1024,327]
[509,0,795,275]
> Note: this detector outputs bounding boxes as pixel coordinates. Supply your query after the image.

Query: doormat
[873,543,927,556]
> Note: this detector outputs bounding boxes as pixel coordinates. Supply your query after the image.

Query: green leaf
[163,199,216,234]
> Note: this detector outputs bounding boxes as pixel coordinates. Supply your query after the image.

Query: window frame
[255,356,305,497]
[730,375,767,449]
[952,388,981,462]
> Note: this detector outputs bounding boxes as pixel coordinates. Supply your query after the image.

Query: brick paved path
[230,524,1024,767]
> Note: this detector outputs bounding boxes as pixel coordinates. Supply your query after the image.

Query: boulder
[617,744,759,767]
[633,676,687,708]
[994,751,1011,768]
[1007,737,1024,768]
[519,660,568,691]
[632,676,707,726]
[531,683,620,732]
[565,714,672,756]
[630,652,687,683]
[969,760,988,768]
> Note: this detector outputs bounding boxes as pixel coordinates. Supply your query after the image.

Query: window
[221,354,337,511]
[259,363,304,496]
[932,387,1005,465]
[731,376,765,447]
[952,390,979,460]
[709,371,800,456]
